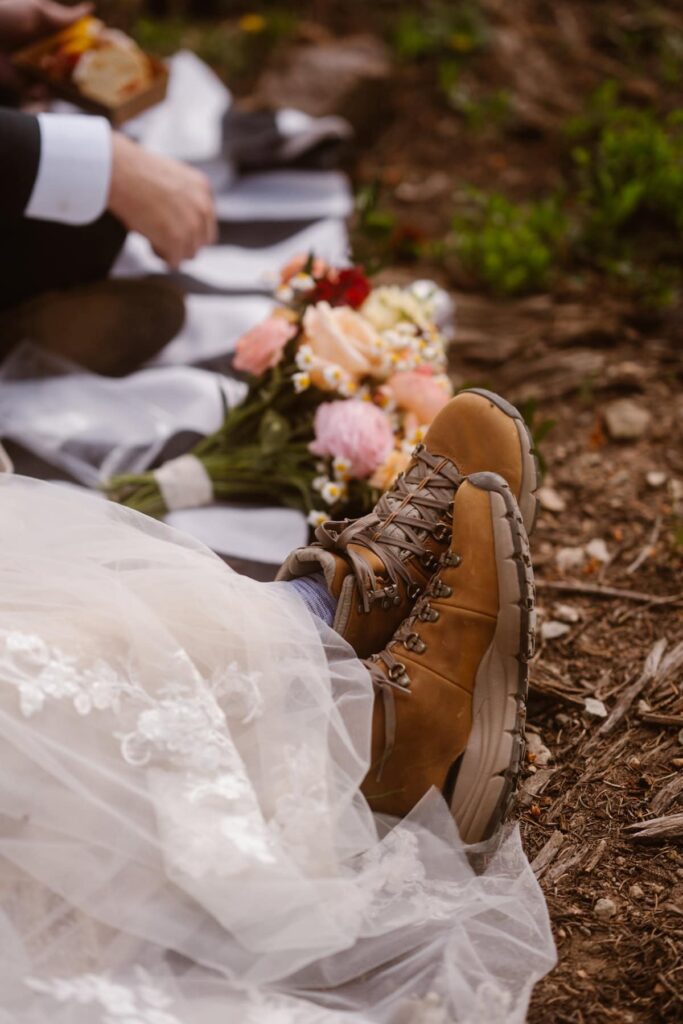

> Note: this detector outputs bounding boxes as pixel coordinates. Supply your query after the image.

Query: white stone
[541,620,571,641]
[586,538,610,563]
[538,486,566,513]
[525,730,553,766]
[555,546,585,572]
[629,884,644,900]
[584,697,608,718]
[554,603,580,624]
[594,897,617,920]
[604,399,651,441]
[646,470,667,489]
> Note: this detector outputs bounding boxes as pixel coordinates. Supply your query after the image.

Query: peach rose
[310,400,395,479]
[233,316,298,376]
[302,302,385,387]
[385,369,451,425]
[370,448,412,490]
[280,253,329,284]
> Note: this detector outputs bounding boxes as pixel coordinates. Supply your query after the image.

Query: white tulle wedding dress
[0,475,555,1024]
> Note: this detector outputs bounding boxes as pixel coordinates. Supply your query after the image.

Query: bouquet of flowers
[106,256,456,526]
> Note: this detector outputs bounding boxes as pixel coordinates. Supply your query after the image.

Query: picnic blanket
[0,52,354,576]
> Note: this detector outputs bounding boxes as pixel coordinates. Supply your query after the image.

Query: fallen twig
[531,830,565,878]
[535,580,683,605]
[640,711,683,727]
[650,774,683,817]
[597,638,668,737]
[582,838,608,873]
[625,516,662,576]
[626,813,683,840]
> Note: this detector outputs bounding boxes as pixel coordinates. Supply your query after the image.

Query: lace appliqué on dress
[1,631,264,775]
[25,969,183,1024]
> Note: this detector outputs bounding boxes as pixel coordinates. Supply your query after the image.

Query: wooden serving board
[12,30,168,127]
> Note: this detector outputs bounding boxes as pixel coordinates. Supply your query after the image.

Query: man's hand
[0,0,92,50]
[109,133,217,268]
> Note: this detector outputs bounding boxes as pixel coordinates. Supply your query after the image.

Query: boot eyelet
[404,632,427,653]
[407,583,422,600]
[419,605,439,623]
[421,551,437,570]
[388,662,408,683]
[384,584,398,599]
[433,523,449,542]
[443,552,462,568]
[433,580,452,599]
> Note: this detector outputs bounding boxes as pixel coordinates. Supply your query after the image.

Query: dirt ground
[135,1,683,1018]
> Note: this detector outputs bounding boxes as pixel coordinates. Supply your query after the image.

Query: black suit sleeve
[0,108,41,217]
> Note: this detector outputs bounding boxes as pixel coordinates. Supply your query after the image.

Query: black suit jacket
[0,107,40,217]
[0,107,126,311]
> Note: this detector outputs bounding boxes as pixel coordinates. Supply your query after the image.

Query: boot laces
[315,446,462,613]
[365,547,463,780]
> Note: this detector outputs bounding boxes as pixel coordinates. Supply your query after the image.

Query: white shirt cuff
[25,113,113,226]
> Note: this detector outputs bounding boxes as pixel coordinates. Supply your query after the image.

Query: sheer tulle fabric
[0,477,555,1023]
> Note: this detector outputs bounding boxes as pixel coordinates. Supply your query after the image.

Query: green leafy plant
[569,83,683,304]
[451,190,566,296]
[391,2,487,62]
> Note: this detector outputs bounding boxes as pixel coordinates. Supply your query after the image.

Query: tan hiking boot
[277,388,538,659]
[361,472,535,844]
[0,277,186,376]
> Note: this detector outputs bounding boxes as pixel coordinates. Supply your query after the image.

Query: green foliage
[391,2,487,62]
[571,85,683,247]
[451,191,566,296]
[568,83,683,304]
[447,85,683,305]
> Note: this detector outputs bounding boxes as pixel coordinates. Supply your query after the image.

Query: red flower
[312,267,371,309]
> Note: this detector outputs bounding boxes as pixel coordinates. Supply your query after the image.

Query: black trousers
[0,211,127,312]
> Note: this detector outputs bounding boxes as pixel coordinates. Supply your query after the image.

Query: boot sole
[459,388,540,537]
[446,471,534,844]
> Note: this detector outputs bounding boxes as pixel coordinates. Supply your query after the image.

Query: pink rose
[385,369,451,425]
[310,400,395,479]
[302,302,385,387]
[233,316,298,376]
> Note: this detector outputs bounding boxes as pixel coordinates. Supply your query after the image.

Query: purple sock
[282,572,336,626]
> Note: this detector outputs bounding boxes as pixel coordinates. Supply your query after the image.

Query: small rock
[541,620,571,641]
[646,470,667,489]
[584,697,608,718]
[604,399,651,441]
[525,731,553,766]
[556,713,571,726]
[594,897,617,920]
[554,603,580,624]
[629,884,644,900]
[637,699,651,714]
[538,486,566,513]
[555,546,585,572]
[586,538,610,563]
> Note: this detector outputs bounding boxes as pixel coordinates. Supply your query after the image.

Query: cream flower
[360,286,433,334]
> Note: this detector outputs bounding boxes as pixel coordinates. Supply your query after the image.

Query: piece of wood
[535,580,683,605]
[531,830,565,878]
[625,516,662,576]
[650,774,683,817]
[640,712,683,727]
[583,838,608,873]
[597,638,668,737]
[626,813,683,840]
